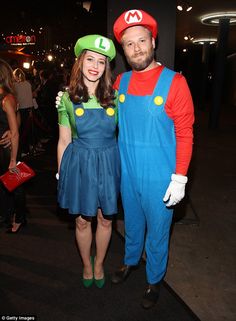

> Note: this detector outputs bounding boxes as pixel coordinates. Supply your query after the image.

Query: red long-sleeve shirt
[114,65,194,175]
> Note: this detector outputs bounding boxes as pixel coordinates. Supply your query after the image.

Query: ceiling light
[201,12,236,25]
[192,38,217,45]
[47,54,53,61]
[23,62,30,69]
[177,2,192,12]
[184,34,194,41]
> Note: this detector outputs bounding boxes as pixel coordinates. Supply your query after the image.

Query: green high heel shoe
[82,256,94,288]
[94,275,105,288]
[94,257,105,288]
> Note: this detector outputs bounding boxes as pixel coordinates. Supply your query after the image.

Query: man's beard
[126,49,155,71]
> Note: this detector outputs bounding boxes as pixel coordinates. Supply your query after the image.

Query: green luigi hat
[74,34,116,61]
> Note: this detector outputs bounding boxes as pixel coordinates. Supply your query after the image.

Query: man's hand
[163,174,188,207]
[55,91,64,108]
[0,130,11,148]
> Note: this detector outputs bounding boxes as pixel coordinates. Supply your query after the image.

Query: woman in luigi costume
[57,35,120,288]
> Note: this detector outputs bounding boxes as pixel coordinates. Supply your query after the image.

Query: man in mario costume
[111,9,194,309]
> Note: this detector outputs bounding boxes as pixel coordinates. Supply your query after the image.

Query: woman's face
[82,50,106,85]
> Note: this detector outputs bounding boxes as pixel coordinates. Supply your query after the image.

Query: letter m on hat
[125,10,143,24]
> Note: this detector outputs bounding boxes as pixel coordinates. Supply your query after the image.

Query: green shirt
[57,91,118,138]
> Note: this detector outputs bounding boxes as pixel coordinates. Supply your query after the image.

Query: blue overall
[58,103,120,216]
[118,68,176,284]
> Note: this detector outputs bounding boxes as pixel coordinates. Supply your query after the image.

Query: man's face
[121,26,155,72]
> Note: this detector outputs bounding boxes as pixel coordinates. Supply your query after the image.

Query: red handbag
[0,161,35,192]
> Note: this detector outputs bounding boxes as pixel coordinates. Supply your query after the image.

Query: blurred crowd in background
[12,64,70,157]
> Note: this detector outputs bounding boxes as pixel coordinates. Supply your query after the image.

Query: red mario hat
[113,9,158,43]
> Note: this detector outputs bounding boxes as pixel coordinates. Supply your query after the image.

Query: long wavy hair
[68,50,115,108]
[0,59,15,96]
[13,68,26,82]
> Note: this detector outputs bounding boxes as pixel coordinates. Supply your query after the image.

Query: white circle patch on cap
[95,37,110,52]
[124,10,143,24]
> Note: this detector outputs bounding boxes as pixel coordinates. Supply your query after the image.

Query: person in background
[57,35,120,288]
[36,69,59,136]
[31,67,41,95]
[0,59,27,233]
[13,68,35,156]
[110,9,194,309]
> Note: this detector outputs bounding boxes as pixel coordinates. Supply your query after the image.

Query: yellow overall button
[119,94,125,103]
[154,96,163,106]
[75,108,84,117]
[106,107,115,116]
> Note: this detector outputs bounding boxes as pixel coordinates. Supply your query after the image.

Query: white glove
[55,91,64,108]
[163,174,188,207]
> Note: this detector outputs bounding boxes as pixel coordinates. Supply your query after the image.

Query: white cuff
[171,174,188,184]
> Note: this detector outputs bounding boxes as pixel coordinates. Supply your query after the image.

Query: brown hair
[68,50,115,108]
[0,59,15,95]
[13,68,26,82]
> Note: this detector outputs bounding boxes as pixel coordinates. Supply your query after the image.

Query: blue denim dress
[58,103,120,216]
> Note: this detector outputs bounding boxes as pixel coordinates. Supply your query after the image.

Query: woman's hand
[8,159,18,172]
[0,130,11,148]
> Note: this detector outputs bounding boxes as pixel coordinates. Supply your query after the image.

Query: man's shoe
[141,283,161,309]
[111,265,135,284]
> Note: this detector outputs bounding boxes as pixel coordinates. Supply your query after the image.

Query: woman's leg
[0,146,14,227]
[94,209,112,279]
[75,215,93,279]
[10,186,27,232]
[0,184,13,227]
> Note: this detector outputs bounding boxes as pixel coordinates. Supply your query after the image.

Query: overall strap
[119,71,132,93]
[153,67,176,106]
